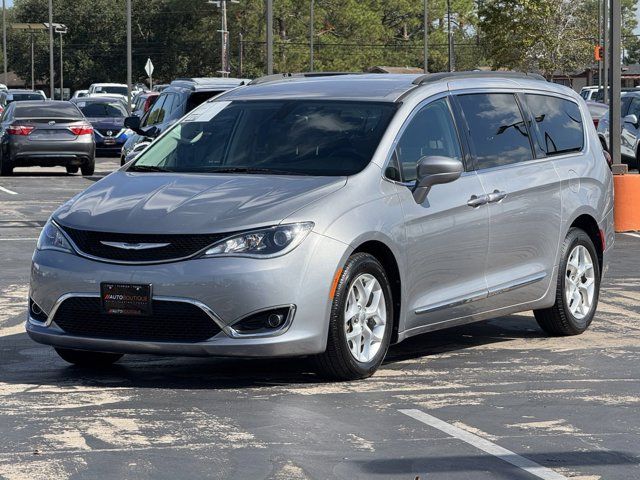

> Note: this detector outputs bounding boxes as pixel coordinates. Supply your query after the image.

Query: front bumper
[27,232,348,357]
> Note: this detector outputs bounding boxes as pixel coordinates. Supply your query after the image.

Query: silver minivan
[27,72,614,380]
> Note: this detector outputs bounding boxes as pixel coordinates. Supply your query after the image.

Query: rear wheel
[81,158,95,176]
[65,165,79,174]
[534,228,600,336]
[314,253,393,380]
[55,348,123,366]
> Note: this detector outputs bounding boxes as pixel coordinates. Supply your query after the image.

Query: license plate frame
[101,283,152,316]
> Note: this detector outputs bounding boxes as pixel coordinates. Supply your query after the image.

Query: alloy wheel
[343,273,387,362]
[565,245,595,320]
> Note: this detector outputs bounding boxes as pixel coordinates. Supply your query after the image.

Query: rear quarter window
[525,94,584,156]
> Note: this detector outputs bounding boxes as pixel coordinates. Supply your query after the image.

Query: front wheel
[314,253,393,380]
[55,348,123,366]
[534,228,600,336]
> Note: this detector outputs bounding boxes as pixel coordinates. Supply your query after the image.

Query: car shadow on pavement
[354,451,640,475]
[1,313,549,391]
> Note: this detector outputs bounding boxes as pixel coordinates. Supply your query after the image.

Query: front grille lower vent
[53,297,221,342]
[60,225,227,263]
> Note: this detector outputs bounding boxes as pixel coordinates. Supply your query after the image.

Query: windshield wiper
[207,167,309,176]
[128,164,172,173]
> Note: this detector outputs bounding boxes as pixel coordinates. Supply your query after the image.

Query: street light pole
[30,33,34,91]
[266,0,273,74]
[603,0,608,104]
[309,0,314,72]
[126,0,132,114]
[2,0,6,85]
[56,25,67,100]
[423,0,428,73]
[48,0,54,99]
[609,0,625,174]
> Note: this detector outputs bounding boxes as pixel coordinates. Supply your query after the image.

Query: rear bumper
[8,140,95,166]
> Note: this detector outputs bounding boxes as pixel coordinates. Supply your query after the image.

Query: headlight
[36,220,74,254]
[202,222,314,258]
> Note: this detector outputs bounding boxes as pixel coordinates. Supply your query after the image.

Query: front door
[393,96,489,332]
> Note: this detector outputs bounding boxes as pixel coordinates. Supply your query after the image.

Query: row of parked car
[0,77,249,175]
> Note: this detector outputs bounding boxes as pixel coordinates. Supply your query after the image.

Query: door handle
[467,194,489,208]
[487,190,508,203]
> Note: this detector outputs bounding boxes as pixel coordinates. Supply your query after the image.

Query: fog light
[231,306,293,334]
[29,298,48,323]
[267,313,284,328]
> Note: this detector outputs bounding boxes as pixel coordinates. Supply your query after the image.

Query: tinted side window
[457,93,532,169]
[525,94,583,156]
[394,98,462,182]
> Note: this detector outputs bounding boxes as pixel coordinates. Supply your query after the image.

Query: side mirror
[623,114,638,127]
[124,115,142,134]
[413,155,464,204]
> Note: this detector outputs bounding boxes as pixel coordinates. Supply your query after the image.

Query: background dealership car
[27,73,613,380]
[597,91,640,168]
[71,95,130,156]
[0,100,95,175]
[586,100,608,129]
[72,89,89,99]
[123,77,249,152]
[0,89,46,114]
[88,82,128,97]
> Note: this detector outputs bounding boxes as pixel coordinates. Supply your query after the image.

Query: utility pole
[126,0,132,114]
[447,0,454,72]
[603,0,608,104]
[209,0,237,78]
[609,0,625,174]
[238,32,243,77]
[30,33,34,90]
[309,0,314,72]
[48,0,54,98]
[266,0,273,74]
[423,0,428,73]
[2,0,6,85]
[56,25,67,99]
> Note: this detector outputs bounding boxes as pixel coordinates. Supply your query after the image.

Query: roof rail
[412,71,546,86]
[248,71,376,86]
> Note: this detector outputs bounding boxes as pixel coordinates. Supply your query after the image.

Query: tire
[55,348,123,366]
[0,151,12,176]
[80,157,95,176]
[534,228,600,336]
[65,165,79,174]
[120,154,126,166]
[314,253,394,380]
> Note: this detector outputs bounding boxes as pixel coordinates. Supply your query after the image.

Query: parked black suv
[122,78,248,164]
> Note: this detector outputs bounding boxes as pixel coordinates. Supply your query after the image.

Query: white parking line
[399,409,567,480]
[0,238,38,241]
[0,185,18,195]
[622,232,640,239]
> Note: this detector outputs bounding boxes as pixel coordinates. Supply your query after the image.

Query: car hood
[86,117,125,130]
[54,171,347,234]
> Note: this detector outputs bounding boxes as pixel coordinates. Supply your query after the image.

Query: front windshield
[131,100,397,176]
[78,102,127,117]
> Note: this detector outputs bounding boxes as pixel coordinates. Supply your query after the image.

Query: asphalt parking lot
[0,158,639,480]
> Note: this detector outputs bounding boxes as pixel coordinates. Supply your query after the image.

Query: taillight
[7,125,35,135]
[69,124,93,135]
[144,97,153,112]
[593,118,599,129]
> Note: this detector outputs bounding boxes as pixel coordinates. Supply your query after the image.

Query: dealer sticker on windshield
[183,101,231,123]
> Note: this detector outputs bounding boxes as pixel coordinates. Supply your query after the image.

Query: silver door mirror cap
[412,155,464,204]
[623,114,638,126]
